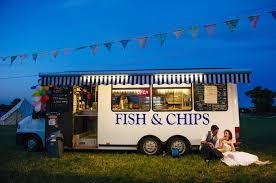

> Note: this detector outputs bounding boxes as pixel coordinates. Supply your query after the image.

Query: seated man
[200,125,223,161]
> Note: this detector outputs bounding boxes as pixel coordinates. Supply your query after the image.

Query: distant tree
[245,86,276,113]
[10,98,21,107]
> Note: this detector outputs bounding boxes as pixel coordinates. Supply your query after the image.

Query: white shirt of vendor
[199,132,219,150]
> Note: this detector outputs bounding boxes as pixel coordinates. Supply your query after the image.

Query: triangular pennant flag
[10,56,17,64]
[104,42,113,51]
[32,53,38,62]
[2,56,8,62]
[153,33,168,47]
[75,46,87,51]
[63,48,71,55]
[19,54,28,64]
[136,37,148,48]
[52,50,59,58]
[89,44,99,56]
[204,24,216,37]
[269,11,276,20]
[248,15,260,29]
[188,26,200,39]
[173,30,184,39]
[224,19,240,32]
[120,40,130,49]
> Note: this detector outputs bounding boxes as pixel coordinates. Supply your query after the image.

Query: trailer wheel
[24,135,42,152]
[167,137,190,156]
[139,137,162,156]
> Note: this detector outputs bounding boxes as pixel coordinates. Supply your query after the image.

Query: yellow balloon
[32,90,40,96]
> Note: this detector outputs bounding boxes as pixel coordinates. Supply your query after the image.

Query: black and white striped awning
[40,69,251,86]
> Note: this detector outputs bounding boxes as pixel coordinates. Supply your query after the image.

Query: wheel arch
[137,135,163,146]
[23,133,43,147]
[166,135,191,148]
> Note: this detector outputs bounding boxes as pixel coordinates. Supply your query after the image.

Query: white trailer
[16,68,251,156]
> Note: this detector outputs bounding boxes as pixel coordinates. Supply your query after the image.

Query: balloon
[36,85,42,90]
[34,103,41,112]
[40,90,46,96]
[30,85,38,90]
[32,90,40,96]
[32,101,40,106]
[32,96,41,103]
[43,86,49,91]
[41,95,49,103]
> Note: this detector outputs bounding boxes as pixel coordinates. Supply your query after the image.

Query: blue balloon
[30,85,38,90]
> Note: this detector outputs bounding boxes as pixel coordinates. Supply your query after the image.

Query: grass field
[0,115,275,183]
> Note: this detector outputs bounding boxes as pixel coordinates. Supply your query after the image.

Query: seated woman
[218,129,272,167]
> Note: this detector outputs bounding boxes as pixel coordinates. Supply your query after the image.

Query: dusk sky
[0,0,275,107]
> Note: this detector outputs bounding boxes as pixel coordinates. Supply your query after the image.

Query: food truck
[16,68,251,156]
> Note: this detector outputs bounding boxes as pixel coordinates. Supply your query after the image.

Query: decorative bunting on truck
[225,19,240,32]
[32,53,38,62]
[189,26,200,39]
[136,37,148,48]
[120,40,130,49]
[104,42,113,51]
[19,54,28,64]
[269,11,276,20]
[52,50,59,58]
[248,15,260,29]
[153,33,168,47]
[173,30,184,39]
[10,56,17,65]
[204,24,216,37]
[89,44,99,56]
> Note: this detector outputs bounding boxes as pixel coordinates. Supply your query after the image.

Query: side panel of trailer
[97,83,240,150]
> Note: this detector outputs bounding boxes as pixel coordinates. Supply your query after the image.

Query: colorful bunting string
[2,10,276,65]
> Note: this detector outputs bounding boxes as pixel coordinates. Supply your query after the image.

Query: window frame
[193,84,228,112]
[152,86,193,112]
[111,86,151,112]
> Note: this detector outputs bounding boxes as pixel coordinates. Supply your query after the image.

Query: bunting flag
[10,56,17,64]
[188,26,200,39]
[225,19,240,32]
[64,48,71,55]
[32,53,38,62]
[136,37,148,48]
[52,50,59,58]
[89,44,99,56]
[204,24,216,37]
[104,42,113,51]
[173,30,184,39]
[153,33,167,46]
[120,40,130,49]
[248,15,260,29]
[269,11,276,20]
[19,54,28,64]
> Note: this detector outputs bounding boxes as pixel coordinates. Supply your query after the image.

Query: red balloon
[41,95,49,103]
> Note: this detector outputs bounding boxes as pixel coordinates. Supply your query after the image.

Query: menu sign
[204,86,218,104]
[194,84,228,111]
[51,87,70,112]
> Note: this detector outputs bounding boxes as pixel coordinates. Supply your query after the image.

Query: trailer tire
[166,137,190,156]
[24,135,42,152]
[138,136,162,156]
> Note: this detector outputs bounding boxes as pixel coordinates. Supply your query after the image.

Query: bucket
[172,148,180,158]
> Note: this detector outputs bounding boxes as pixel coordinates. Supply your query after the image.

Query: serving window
[111,88,150,111]
[152,87,192,111]
[194,84,228,111]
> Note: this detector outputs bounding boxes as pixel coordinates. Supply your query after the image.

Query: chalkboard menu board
[194,84,228,111]
[50,86,70,112]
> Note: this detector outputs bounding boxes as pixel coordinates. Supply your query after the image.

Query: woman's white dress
[221,144,259,167]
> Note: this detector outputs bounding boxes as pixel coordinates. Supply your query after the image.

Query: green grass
[0,115,275,183]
